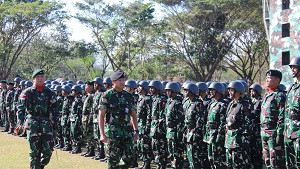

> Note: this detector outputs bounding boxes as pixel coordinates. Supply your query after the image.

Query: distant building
[263,0,300,85]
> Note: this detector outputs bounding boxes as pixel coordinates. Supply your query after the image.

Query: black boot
[81,147,90,156]
[92,147,101,160]
[135,162,145,169]
[84,146,95,157]
[143,162,151,169]
[7,128,14,134]
[71,145,81,154]
[62,144,72,151]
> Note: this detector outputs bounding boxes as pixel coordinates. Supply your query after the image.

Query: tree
[0,0,66,79]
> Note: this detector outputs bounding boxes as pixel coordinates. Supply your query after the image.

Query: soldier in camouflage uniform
[249,84,263,169]
[54,85,64,149]
[92,77,105,161]
[225,81,251,169]
[98,70,139,169]
[135,80,152,169]
[69,85,84,154]
[60,85,73,151]
[6,82,15,134]
[261,70,286,169]
[0,80,8,132]
[164,82,184,169]
[81,81,96,157]
[183,83,208,169]
[13,77,22,134]
[284,57,300,168]
[149,80,168,169]
[17,69,57,169]
[103,77,113,90]
[203,82,227,169]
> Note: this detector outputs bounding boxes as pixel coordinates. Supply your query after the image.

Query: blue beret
[32,69,45,78]
[110,70,125,81]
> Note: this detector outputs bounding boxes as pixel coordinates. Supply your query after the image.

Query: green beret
[110,70,125,81]
[32,69,45,78]
[266,69,282,81]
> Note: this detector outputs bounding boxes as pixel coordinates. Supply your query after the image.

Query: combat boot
[142,162,151,169]
[92,147,100,160]
[71,145,82,154]
[62,144,72,151]
[84,146,95,157]
[81,147,90,156]
[7,128,14,134]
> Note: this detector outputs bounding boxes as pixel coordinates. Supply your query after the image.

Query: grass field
[0,129,108,169]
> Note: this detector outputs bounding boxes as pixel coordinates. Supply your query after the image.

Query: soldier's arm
[98,109,106,137]
[277,92,286,135]
[49,90,58,127]
[17,90,28,124]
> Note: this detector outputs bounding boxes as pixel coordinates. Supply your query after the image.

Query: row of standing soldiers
[2,59,300,169]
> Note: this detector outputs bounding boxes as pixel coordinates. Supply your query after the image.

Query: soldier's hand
[100,135,109,144]
[134,132,139,141]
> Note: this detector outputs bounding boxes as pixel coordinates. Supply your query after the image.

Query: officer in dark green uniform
[17,69,57,169]
[98,70,139,169]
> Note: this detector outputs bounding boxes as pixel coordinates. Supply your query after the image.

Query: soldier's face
[265,76,280,88]
[290,65,300,77]
[0,83,6,89]
[33,74,46,86]
[112,78,125,91]
[85,84,93,93]
[250,89,257,97]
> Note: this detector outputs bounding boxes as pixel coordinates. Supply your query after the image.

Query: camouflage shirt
[284,82,300,139]
[150,93,168,138]
[136,94,152,135]
[61,94,74,126]
[6,89,15,112]
[261,87,285,137]
[99,89,136,139]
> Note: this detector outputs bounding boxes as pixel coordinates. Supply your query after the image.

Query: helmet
[289,57,300,68]
[67,83,74,88]
[62,85,71,93]
[14,77,22,84]
[161,81,168,88]
[54,85,62,92]
[249,84,263,95]
[165,82,180,93]
[67,80,74,84]
[25,81,33,87]
[206,82,212,88]
[71,85,82,93]
[228,81,244,94]
[76,80,84,85]
[20,80,26,87]
[182,81,192,89]
[93,77,103,86]
[222,82,228,93]
[45,80,51,84]
[81,84,85,90]
[196,82,208,92]
[149,80,163,91]
[208,82,225,94]
[279,84,286,91]
[60,81,68,86]
[45,84,52,88]
[51,84,56,89]
[138,80,149,92]
[183,83,198,95]
[236,80,248,93]
[103,77,112,86]
[51,81,60,85]
[125,80,137,89]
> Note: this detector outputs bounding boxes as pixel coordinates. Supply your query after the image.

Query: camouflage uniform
[0,87,7,130]
[203,98,227,169]
[17,85,57,169]
[249,96,263,169]
[261,87,286,169]
[166,95,184,168]
[225,97,251,169]
[150,93,168,168]
[136,93,152,164]
[61,94,74,150]
[70,94,83,152]
[13,84,22,129]
[55,94,64,148]
[82,91,95,153]
[284,82,300,168]
[6,87,15,133]
[185,95,210,169]
[98,89,136,169]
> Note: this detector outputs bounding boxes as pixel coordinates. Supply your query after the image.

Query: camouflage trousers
[187,139,210,169]
[262,135,285,169]
[56,118,63,143]
[8,110,16,130]
[225,147,250,169]
[250,137,263,169]
[106,137,134,169]
[285,138,300,169]
[1,109,8,129]
[137,133,152,162]
[167,133,184,168]
[27,132,54,169]
[82,114,94,149]
[207,142,226,169]
[94,122,106,154]
[70,119,82,146]
[152,134,168,165]
[62,122,71,145]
